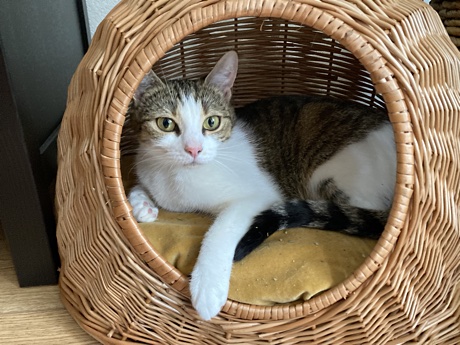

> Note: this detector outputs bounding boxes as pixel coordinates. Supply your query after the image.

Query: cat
[127,51,396,320]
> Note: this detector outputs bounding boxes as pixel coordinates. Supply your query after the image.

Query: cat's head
[129,51,238,167]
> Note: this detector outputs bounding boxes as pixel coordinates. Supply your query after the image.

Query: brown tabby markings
[235,95,389,199]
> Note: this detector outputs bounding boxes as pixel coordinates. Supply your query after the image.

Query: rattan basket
[56,0,460,344]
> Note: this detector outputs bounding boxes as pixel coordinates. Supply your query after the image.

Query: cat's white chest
[149,164,235,212]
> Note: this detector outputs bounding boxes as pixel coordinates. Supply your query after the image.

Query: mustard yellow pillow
[140,211,376,306]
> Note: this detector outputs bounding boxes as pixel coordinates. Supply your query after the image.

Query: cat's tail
[233,199,389,261]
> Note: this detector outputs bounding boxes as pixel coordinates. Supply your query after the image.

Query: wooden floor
[0,227,99,344]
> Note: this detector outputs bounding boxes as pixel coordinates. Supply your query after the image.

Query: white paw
[128,186,159,223]
[190,261,230,320]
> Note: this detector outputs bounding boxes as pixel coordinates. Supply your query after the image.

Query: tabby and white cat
[128,51,396,320]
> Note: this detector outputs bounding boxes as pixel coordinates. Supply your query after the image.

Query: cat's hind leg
[128,185,159,222]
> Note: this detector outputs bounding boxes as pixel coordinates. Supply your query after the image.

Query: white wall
[84,0,120,38]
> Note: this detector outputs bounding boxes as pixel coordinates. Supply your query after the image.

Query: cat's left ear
[133,70,164,105]
[205,51,238,101]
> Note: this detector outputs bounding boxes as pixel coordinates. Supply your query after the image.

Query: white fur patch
[309,123,396,210]
[177,94,205,159]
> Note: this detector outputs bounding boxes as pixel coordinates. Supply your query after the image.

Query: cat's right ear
[205,51,238,101]
[133,70,164,105]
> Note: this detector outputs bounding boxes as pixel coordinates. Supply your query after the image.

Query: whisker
[218,142,248,152]
[216,153,248,164]
[213,159,238,177]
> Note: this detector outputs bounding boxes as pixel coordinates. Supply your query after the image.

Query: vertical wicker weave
[56,0,460,344]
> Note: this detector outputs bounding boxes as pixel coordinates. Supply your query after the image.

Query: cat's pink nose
[185,145,202,159]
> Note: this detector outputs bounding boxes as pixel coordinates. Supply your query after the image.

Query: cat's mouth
[181,151,214,167]
[184,160,205,167]
[176,155,199,166]
[172,149,215,167]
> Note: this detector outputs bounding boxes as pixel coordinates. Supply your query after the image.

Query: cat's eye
[203,116,221,131]
[156,117,176,132]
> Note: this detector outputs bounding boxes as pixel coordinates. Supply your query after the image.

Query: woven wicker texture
[56,0,460,344]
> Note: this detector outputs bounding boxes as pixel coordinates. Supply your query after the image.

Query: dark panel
[0,1,86,286]
[0,50,57,285]
[0,1,85,151]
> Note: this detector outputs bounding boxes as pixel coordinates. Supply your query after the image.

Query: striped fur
[234,199,388,261]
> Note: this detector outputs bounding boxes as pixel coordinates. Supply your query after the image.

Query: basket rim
[102,0,414,321]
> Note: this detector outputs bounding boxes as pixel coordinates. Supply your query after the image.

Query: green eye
[156,117,176,132]
[203,116,221,131]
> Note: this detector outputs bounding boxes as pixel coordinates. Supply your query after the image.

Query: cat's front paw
[190,263,230,320]
[128,186,159,223]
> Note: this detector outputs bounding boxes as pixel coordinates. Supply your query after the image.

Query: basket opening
[122,17,387,153]
[117,16,400,319]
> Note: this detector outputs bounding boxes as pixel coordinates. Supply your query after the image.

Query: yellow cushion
[140,211,376,306]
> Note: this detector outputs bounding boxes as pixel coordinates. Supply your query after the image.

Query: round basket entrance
[56,0,460,344]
